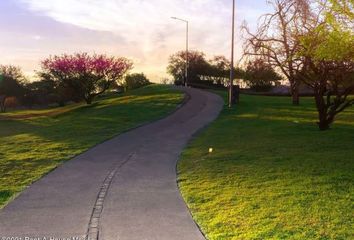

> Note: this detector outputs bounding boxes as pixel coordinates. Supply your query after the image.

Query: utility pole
[229,0,235,107]
[171,17,189,87]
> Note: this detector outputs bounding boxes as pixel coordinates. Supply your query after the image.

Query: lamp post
[229,0,236,107]
[171,17,189,87]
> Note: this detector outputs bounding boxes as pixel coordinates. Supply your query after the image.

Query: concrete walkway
[0,87,223,240]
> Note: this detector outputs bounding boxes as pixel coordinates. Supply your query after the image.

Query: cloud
[31,35,42,40]
[14,0,270,81]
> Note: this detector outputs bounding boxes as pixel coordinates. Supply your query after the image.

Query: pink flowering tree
[41,53,133,104]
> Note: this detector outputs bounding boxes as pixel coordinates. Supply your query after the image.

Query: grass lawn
[178,92,354,240]
[0,85,183,208]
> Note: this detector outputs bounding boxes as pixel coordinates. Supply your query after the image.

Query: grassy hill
[178,93,354,240]
[0,85,183,208]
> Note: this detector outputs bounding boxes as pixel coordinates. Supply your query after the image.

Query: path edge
[175,90,225,240]
[0,86,189,210]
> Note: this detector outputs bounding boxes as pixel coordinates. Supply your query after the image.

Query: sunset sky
[0,0,272,82]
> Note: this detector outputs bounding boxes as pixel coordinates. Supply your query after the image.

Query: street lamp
[171,17,189,87]
[229,0,236,108]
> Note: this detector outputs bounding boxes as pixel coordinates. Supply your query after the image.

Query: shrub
[0,65,26,112]
[124,73,151,90]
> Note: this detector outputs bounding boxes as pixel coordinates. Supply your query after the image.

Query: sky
[0,0,272,82]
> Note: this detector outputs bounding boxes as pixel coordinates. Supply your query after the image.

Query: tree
[200,56,244,86]
[243,0,316,105]
[124,73,151,90]
[40,53,133,104]
[161,78,173,85]
[24,76,72,107]
[24,78,56,106]
[244,58,282,91]
[167,51,244,87]
[167,50,209,85]
[297,0,354,130]
[206,56,230,84]
[37,72,81,105]
[0,65,26,112]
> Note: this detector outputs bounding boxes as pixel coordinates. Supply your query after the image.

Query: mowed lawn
[0,85,183,208]
[178,93,354,240]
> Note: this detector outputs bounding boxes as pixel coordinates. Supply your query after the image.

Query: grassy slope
[0,85,183,208]
[178,93,353,240]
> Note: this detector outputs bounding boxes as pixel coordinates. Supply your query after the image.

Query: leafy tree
[0,65,26,112]
[244,58,282,91]
[243,0,354,130]
[24,76,73,107]
[161,78,173,85]
[40,53,133,104]
[167,50,209,85]
[24,78,56,106]
[124,73,151,90]
[204,56,244,85]
[205,56,230,84]
[243,0,315,105]
[297,0,354,130]
[167,51,244,87]
[38,72,81,105]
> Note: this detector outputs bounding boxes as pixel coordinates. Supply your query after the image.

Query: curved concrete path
[0,87,223,240]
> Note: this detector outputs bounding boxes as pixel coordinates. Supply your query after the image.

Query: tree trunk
[86,98,92,104]
[85,95,94,105]
[291,81,300,105]
[0,103,5,113]
[314,93,331,131]
[0,95,7,113]
[317,109,331,130]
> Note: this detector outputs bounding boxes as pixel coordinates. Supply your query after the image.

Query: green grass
[178,92,354,240]
[0,85,183,208]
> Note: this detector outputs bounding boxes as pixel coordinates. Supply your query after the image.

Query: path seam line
[85,152,136,240]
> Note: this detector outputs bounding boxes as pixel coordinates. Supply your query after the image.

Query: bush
[174,79,184,86]
[124,73,151,90]
[5,97,20,109]
[0,65,26,112]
